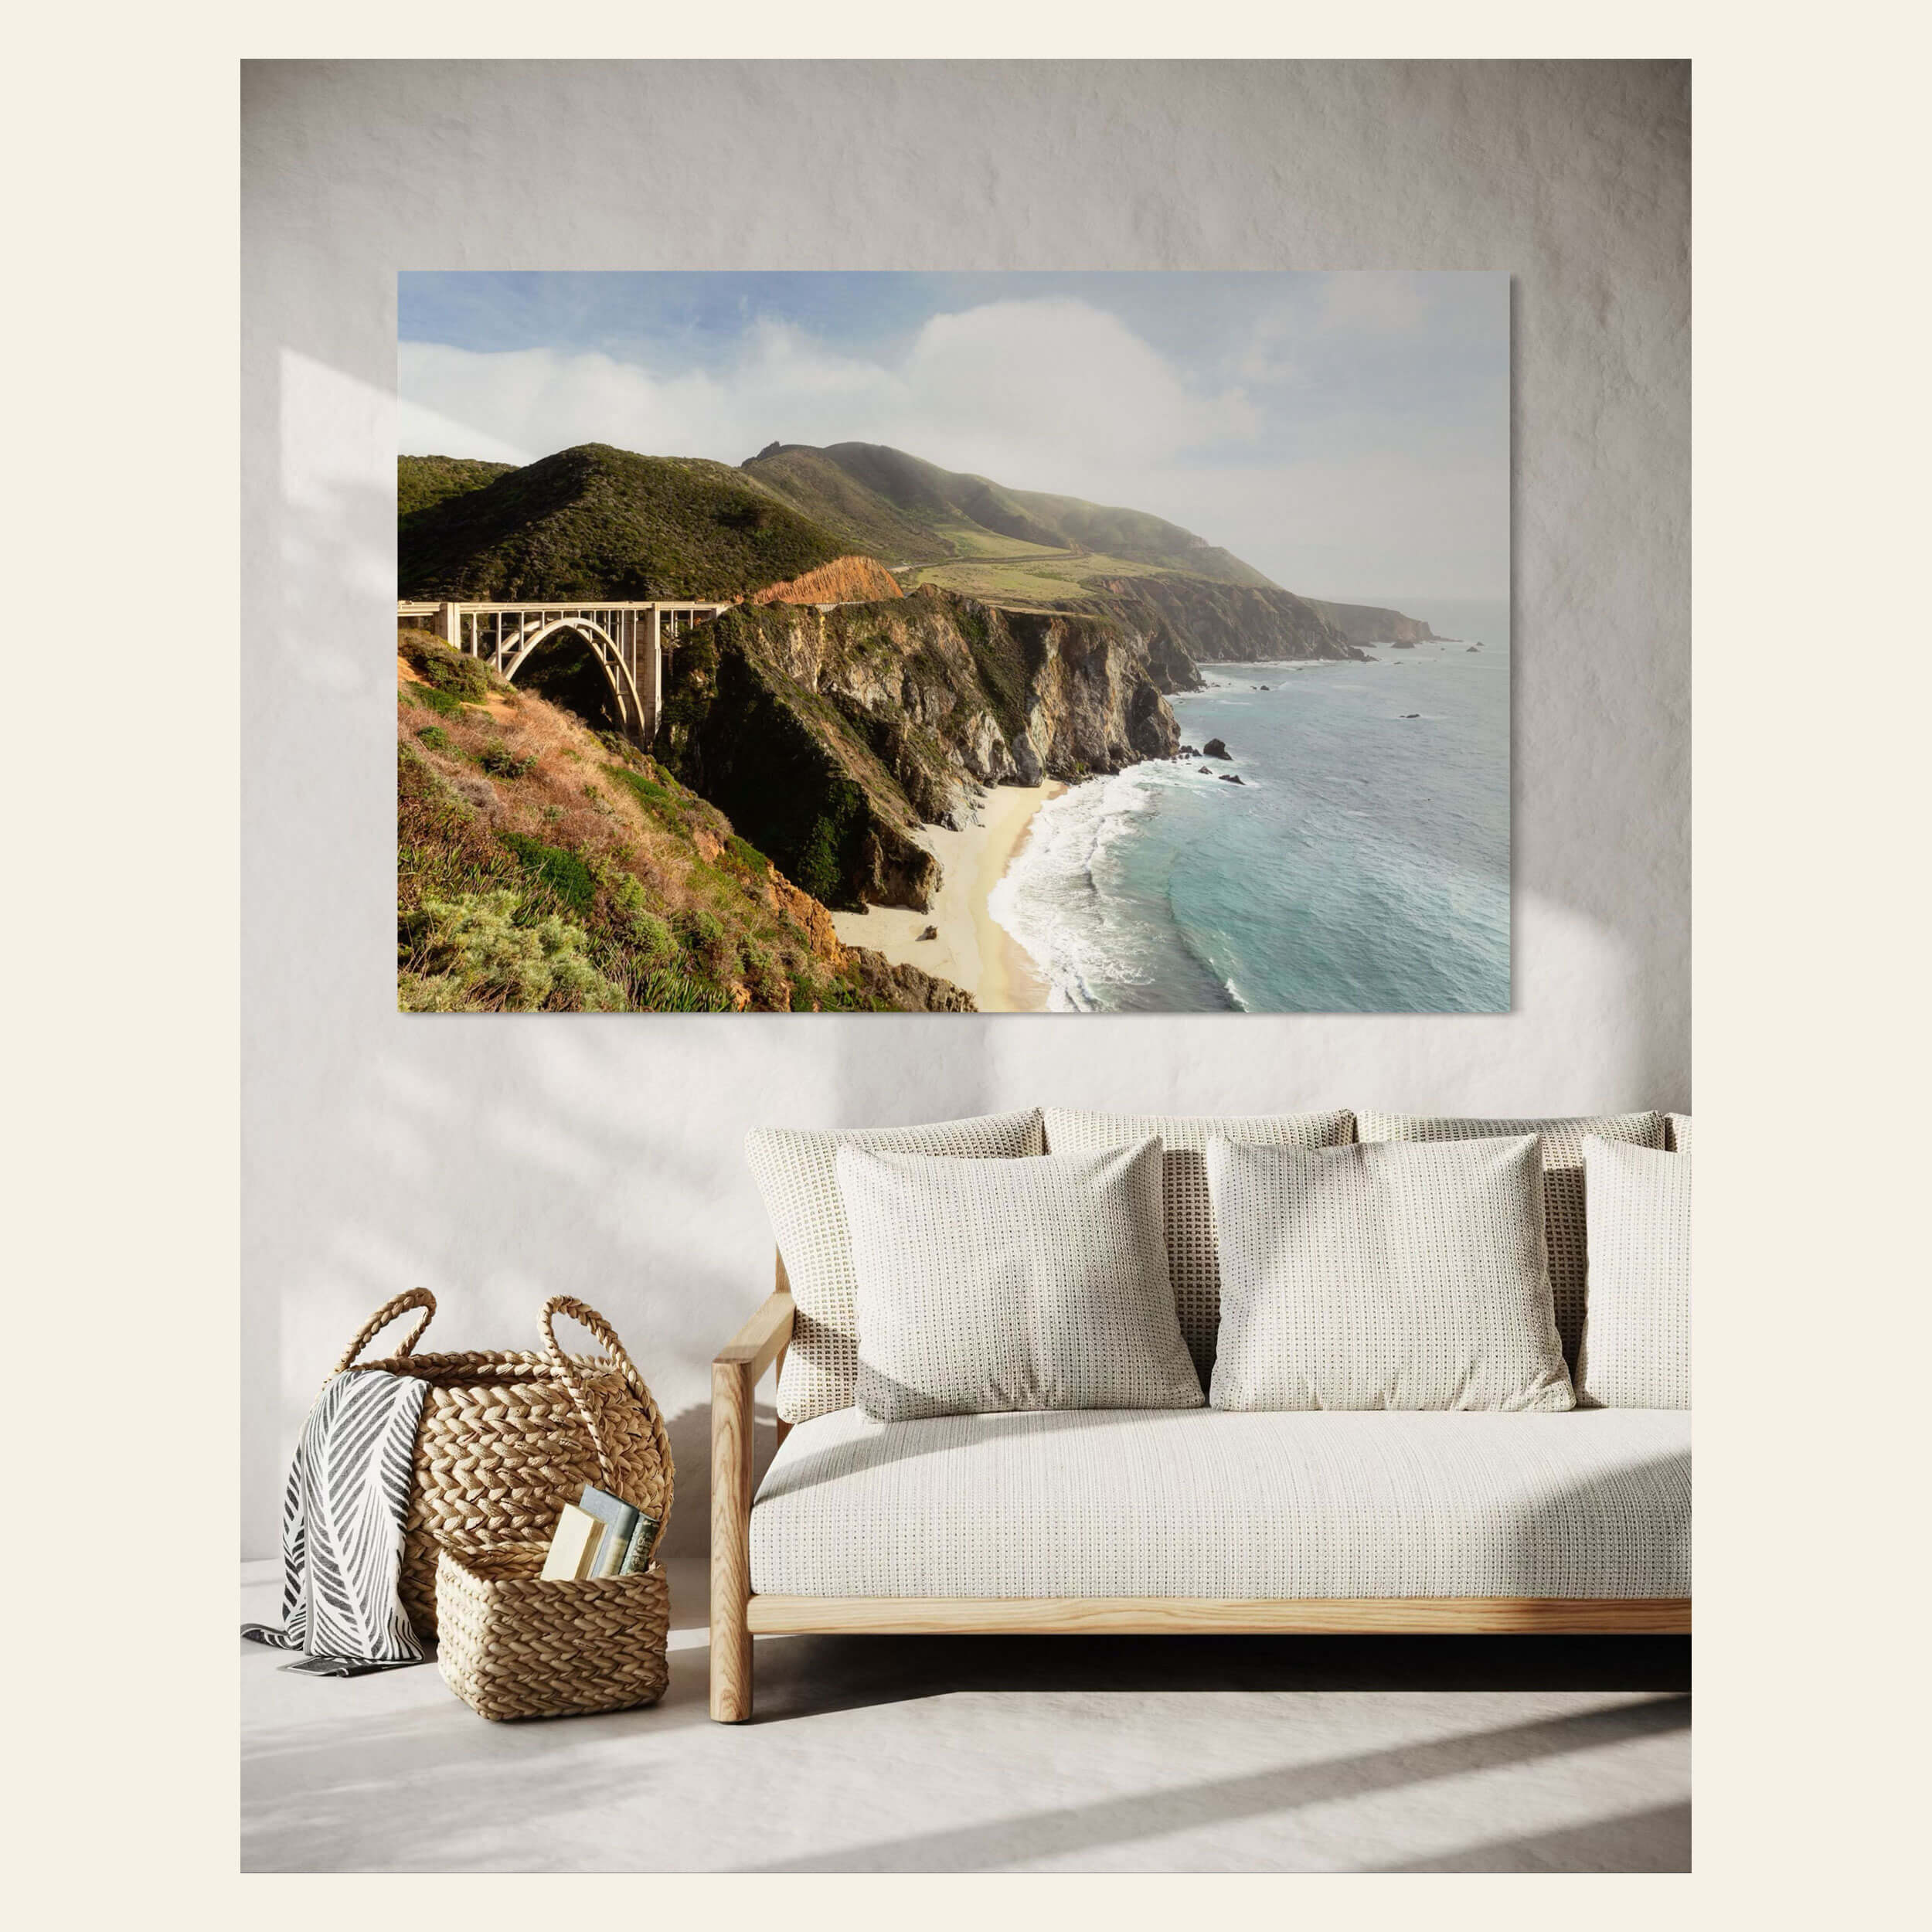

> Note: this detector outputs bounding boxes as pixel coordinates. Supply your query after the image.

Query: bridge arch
[499,616,649,739]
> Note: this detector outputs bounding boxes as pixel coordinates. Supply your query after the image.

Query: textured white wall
[241,60,1690,1557]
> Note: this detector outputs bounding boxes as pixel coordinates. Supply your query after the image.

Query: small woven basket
[328,1289,673,1640]
[435,1545,672,1721]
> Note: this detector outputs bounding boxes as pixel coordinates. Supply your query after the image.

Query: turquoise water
[988,599,1511,1012]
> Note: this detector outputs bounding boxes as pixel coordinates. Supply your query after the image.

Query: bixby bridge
[397,598,732,744]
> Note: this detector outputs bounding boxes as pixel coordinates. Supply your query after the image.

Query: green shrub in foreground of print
[499,830,597,913]
[400,889,624,1012]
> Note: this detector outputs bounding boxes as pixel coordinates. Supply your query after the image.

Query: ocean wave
[988,767,1196,1011]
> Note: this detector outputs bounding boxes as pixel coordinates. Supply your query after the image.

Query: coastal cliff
[1080,576,1366,672]
[1305,598,1440,647]
[395,630,968,1012]
[658,587,1179,911]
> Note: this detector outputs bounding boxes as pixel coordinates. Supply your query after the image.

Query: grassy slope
[900,549,1166,609]
[742,441,1276,589]
[398,444,849,601]
[398,455,517,520]
[736,446,958,564]
[395,630,970,1012]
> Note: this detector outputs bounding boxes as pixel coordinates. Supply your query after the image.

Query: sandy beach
[833,782,1064,1012]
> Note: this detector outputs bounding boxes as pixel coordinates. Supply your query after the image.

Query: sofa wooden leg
[710,1355,754,1722]
[709,1271,794,1723]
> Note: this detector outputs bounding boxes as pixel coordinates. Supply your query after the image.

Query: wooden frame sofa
[709,1259,1691,1723]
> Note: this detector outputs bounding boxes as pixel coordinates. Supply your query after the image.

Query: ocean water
[988,598,1511,1012]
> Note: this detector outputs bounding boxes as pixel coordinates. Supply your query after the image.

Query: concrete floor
[241,1560,1690,1872]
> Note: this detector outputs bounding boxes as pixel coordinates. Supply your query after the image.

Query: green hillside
[395,628,971,1012]
[735,444,962,565]
[397,444,849,601]
[398,454,516,521]
[998,485,1274,588]
[742,441,1276,588]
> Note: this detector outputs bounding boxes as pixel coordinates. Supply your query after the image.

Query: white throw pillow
[1355,1110,1665,1368]
[1206,1136,1575,1413]
[1042,1107,1355,1375]
[1578,1137,1691,1407]
[837,1138,1206,1421]
[746,1109,1045,1423]
[1666,1114,1693,1158]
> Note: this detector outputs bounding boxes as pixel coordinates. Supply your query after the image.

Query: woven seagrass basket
[327,1289,673,1641]
[435,1545,671,1720]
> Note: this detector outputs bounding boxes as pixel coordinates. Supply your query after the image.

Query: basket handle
[540,1295,675,1534]
[332,1287,436,1376]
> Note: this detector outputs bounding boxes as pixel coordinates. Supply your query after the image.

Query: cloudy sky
[398,271,1507,603]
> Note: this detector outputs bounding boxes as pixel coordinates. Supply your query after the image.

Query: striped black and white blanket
[241,1369,430,1672]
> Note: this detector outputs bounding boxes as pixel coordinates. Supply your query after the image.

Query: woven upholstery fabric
[839,1140,1203,1420]
[750,1406,1690,1598]
[1206,1138,1574,1413]
[747,1110,1045,1423]
[1356,1110,1665,1369]
[1579,1138,1692,1408]
[1042,1107,1355,1376]
[1666,1114,1693,1158]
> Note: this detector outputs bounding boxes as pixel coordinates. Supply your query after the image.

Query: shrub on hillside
[677,906,731,976]
[478,738,538,780]
[604,762,691,831]
[603,870,679,969]
[412,683,469,719]
[400,889,623,1011]
[397,628,500,703]
[499,831,596,913]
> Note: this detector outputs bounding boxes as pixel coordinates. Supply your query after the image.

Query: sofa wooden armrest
[710,1258,795,1721]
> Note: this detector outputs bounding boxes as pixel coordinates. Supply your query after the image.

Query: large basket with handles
[325,1289,674,1641]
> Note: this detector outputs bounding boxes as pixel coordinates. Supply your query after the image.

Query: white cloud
[400,298,1253,500]
[394,393,536,468]
[895,299,1256,479]
[398,291,1504,598]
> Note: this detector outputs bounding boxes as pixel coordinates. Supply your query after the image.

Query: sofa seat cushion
[750,1406,1689,1600]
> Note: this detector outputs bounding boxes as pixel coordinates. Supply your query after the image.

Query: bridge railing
[396,599,733,744]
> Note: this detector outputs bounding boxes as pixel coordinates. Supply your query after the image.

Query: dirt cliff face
[657,587,1179,910]
[752,553,903,606]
